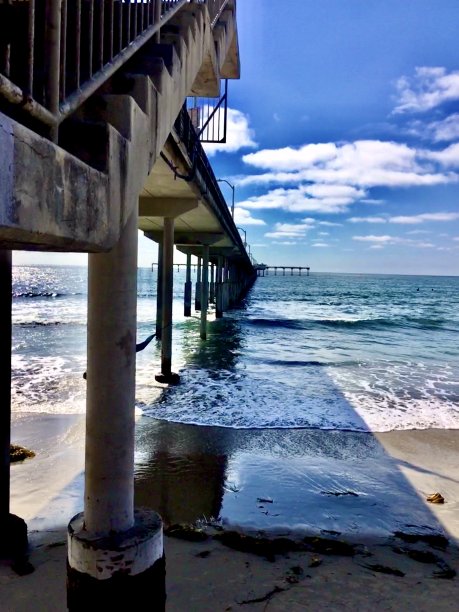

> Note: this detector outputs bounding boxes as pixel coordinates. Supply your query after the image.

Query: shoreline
[4,412,458,610]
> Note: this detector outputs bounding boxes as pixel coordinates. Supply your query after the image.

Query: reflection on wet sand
[134,418,456,540]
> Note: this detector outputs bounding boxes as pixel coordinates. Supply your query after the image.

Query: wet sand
[3,413,459,610]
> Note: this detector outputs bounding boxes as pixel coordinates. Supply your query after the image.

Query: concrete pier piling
[67,209,165,609]
[195,256,202,311]
[0,250,27,559]
[184,253,192,317]
[200,246,209,340]
[216,256,223,318]
[210,263,215,304]
[156,241,164,340]
[156,218,180,385]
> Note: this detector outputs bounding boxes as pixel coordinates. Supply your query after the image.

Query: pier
[0,1,249,607]
[255,264,311,277]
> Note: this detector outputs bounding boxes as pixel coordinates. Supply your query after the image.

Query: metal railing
[0,0,231,135]
[187,79,228,143]
[173,104,252,267]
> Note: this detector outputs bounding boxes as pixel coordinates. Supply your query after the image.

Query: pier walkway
[0,1,251,607]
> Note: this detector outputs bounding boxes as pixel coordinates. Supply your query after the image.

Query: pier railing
[171,103,250,264]
[0,0,231,135]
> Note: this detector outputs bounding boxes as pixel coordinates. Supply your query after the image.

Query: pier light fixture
[236,226,247,246]
[217,178,235,218]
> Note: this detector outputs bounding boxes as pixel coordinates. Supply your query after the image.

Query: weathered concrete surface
[0,113,110,251]
[0,1,239,253]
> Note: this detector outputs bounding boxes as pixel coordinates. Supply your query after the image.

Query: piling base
[155,372,181,385]
[67,509,165,611]
[0,513,28,559]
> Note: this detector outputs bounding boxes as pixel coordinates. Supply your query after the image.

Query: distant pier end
[255,264,311,277]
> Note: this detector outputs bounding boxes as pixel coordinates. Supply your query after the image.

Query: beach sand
[2,413,458,610]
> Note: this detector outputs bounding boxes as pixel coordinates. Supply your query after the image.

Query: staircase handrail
[0,0,231,136]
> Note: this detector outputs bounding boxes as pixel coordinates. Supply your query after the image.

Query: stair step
[59,119,110,173]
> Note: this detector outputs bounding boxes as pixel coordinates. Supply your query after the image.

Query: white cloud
[240,140,457,193]
[348,216,387,223]
[203,108,256,156]
[312,243,329,247]
[238,186,357,214]
[423,143,459,167]
[233,207,266,226]
[264,221,313,240]
[318,231,329,236]
[393,67,459,114]
[453,236,459,241]
[353,235,394,244]
[319,221,342,227]
[409,113,459,142]
[389,212,459,224]
[353,235,435,248]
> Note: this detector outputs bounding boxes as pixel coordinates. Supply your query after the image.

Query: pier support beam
[155,217,179,385]
[195,256,201,311]
[0,250,27,559]
[209,263,215,304]
[200,246,209,340]
[184,253,192,317]
[68,209,165,609]
[155,241,164,340]
[215,256,223,318]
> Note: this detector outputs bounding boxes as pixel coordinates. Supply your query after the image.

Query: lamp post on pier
[236,226,247,246]
[217,178,235,218]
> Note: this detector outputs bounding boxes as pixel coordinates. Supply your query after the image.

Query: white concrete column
[155,240,164,340]
[84,207,138,533]
[69,209,165,609]
[200,245,209,340]
[209,263,215,304]
[215,256,223,318]
[195,256,201,311]
[159,217,175,380]
[184,252,192,317]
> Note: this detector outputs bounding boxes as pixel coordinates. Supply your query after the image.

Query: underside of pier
[0,1,254,607]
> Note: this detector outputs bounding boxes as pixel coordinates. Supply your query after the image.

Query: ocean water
[11,266,459,433]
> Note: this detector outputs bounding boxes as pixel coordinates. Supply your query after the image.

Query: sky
[14,0,459,275]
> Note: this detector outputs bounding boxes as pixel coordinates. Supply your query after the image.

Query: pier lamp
[236,226,247,246]
[217,178,235,218]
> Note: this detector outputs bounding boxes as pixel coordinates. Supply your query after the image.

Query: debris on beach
[362,563,405,577]
[433,560,456,580]
[308,555,322,568]
[165,523,208,542]
[392,546,439,564]
[393,530,449,550]
[9,444,35,462]
[321,490,359,497]
[214,531,298,561]
[256,497,273,503]
[303,536,356,557]
[426,492,445,504]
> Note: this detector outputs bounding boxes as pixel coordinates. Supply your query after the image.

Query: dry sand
[1,413,458,611]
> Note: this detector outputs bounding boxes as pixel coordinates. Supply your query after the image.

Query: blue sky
[206,0,459,275]
[15,0,459,274]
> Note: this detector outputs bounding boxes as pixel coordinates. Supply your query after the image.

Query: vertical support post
[68,208,165,608]
[156,217,179,384]
[209,263,215,304]
[222,258,229,311]
[184,253,192,317]
[215,256,223,318]
[200,246,209,340]
[0,250,27,558]
[0,250,12,526]
[84,209,138,533]
[45,0,62,141]
[195,256,201,311]
[155,240,163,340]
